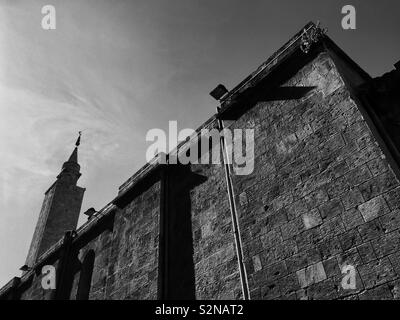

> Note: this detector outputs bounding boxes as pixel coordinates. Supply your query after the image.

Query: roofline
[116,21,325,198]
[14,202,116,288]
[2,20,369,297]
[221,21,317,105]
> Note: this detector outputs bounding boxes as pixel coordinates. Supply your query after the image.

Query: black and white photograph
[0,0,400,312]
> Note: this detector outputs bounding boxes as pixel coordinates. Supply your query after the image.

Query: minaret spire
[59,132,82,183]
[67,132,81,163]
[25,133,86,267]
[68,147,78,163]
[75,131,82,147]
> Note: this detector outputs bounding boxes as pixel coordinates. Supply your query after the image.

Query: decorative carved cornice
[300,22,327,54]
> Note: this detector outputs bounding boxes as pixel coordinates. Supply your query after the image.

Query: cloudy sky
[0,0,399,287]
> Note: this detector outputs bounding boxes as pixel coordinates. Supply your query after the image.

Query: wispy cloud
[0,0,149,285]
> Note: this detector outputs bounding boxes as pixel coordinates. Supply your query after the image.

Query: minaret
[25,133,85,267]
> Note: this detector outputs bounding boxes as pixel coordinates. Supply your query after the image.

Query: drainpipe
[216,108,250,300]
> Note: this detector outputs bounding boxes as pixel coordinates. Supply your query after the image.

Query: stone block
[341,188,364,210]
[302,209,323,229]
[359,284,393,300]
[371,232,400,258]
[380,210,400,233]
[252,255,262,273]
[296,262,327,288]
[341,208,364,230]
[358,258,397,289]
[319,199,344,219]
[358,195,389,222]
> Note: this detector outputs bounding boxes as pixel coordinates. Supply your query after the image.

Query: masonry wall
[69,179,161,300]
[228,51,400,300]
[101,180,161,299]
[10,177,161,300]
[68,229,114,300]
[18,260,60,300]
[188,159,242,299]
[3,40,400,301]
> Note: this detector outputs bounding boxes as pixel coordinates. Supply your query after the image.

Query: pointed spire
[68,147,78,163]
[67,132,81,163]
[75,131,82,147]
[25,133,85,268]
[59,132,82,182]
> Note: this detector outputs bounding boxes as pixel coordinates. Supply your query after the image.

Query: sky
[0,0,399,287]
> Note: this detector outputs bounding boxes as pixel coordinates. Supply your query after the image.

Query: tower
[25,135,85,267]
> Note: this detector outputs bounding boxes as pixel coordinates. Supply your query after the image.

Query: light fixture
[209,84,228,101]
[84,207,96,220]
[19,265,31,272]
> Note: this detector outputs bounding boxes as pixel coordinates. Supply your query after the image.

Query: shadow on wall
[222,85,316,120]
[76,250,95,300]
[162,164,207,299]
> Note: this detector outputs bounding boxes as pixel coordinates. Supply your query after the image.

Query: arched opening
[76,250,95,300]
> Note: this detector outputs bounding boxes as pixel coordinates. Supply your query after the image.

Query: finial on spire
[66,132,81,164]
[75,131,82,147]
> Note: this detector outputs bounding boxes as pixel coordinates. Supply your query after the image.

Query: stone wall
[12,178,161,300]
[18,260,60,300]
[228,52,400,300]
[189,160,242,299]
[3,33,400,301]
[102,180,161,299]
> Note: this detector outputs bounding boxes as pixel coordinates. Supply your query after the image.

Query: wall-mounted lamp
[209,84,228,101]
[19,265,32,272]
[84,207,97,220]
